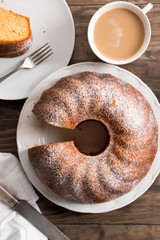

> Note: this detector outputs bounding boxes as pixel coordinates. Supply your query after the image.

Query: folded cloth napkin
[0,152,47,240]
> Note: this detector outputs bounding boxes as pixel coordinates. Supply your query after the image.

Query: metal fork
[0,43,53,83]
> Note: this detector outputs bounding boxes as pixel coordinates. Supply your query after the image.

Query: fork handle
[0,65,22,83]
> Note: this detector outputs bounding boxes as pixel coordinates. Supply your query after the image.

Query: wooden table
[0,0,160,239]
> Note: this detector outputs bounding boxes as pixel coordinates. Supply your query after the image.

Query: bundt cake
[28,72,158,203]
[0,7,32,57]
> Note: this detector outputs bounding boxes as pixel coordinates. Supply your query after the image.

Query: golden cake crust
[28,72,158,203]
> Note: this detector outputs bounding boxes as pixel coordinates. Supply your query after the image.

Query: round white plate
[0,0,75,100]
[17,62,160,213]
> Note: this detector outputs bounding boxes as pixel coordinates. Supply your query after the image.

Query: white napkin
[0,153,47,240]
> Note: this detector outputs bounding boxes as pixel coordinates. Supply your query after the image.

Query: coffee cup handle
[142,3,153,15]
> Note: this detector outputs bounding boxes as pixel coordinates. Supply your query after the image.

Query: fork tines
[30,43,53,66]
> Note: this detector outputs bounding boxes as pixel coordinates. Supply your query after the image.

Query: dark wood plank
[67,0,160,6]
[0,99,25,155]
[57,225,160,240]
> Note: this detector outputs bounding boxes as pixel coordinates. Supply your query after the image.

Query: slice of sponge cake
[0,7,32,57]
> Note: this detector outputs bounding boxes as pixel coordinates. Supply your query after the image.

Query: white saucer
[0,0,75,100]
[17,62,160,213]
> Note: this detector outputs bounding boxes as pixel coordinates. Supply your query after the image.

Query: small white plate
[17,62,160,213]
[0,0,75,100]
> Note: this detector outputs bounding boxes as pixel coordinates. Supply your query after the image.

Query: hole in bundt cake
[74,120,110,156]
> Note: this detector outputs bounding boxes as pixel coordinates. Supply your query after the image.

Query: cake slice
[0,7,32,57]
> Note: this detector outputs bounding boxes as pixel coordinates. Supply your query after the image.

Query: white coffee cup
[88,2,153,65]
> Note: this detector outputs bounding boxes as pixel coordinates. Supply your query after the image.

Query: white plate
[0,0,75,100]
[17,62,160,213]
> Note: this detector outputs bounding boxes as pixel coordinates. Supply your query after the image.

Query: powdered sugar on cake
[28,72,158,203]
